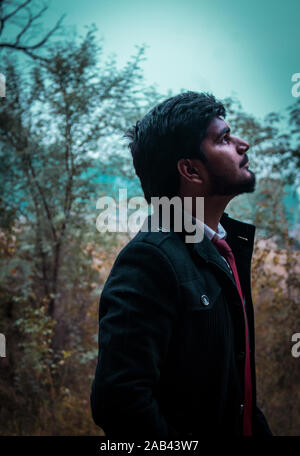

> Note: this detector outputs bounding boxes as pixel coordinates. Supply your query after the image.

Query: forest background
[0,0,299,436]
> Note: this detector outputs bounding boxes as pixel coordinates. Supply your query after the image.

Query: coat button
[201,295,210,306]
[237,351,245,361]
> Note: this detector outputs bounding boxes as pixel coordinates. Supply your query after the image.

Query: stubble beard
[207,166,256,196]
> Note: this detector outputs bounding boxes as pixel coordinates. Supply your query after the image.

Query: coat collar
[157,211,253,285]
[192,212,255,257]
[190,212,256,284]
[149,208,256,281]
[146,207,256,295]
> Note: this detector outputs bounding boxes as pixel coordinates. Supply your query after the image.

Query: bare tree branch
[0,0,65,60]
[1,0,31,29]
[15,5,47,45]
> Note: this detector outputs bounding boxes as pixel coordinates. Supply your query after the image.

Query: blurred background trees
[0,0,299,436]
[0,0,64,60]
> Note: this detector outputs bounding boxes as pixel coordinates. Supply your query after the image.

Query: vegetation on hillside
[0,0,299,436]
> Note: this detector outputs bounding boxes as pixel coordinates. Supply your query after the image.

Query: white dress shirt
[183,210,232,272]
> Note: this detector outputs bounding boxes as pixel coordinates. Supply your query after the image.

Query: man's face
[199,117,255,196]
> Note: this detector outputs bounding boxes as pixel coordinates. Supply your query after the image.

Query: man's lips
[240,155,249,168]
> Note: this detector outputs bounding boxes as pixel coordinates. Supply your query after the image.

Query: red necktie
[212,237,252,436]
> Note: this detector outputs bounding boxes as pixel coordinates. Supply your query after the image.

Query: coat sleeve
[90,240,181,439]
[252,405,273,436]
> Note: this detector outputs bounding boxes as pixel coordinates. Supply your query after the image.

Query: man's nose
[236,137,249,154]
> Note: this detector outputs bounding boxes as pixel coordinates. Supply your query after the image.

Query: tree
[0,0,64,60]
[222,95,300,241]
[0,29,163,434]
[287,98,300,173]
[1,25,299,433]
[252,213,300,435]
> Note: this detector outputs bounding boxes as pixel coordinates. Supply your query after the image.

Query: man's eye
[221,135,230,144]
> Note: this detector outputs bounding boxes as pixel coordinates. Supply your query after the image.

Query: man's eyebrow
[215,127,230,141]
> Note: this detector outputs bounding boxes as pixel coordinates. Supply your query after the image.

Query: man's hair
[125,91,226,203]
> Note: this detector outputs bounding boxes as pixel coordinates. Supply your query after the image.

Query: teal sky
[44,0,300,120]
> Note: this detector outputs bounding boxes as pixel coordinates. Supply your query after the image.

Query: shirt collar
[202,221,227,240]
[182,209,227,241]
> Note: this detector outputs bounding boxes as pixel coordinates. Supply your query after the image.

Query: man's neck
[198,195,232,232]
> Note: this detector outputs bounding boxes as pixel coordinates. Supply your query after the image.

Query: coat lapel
[191,234,236,284]
[152,208,256,301]
[188,212,256,305]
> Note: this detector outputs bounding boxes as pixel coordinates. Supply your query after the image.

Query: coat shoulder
[117,229,202,285]
[118,228,187,265]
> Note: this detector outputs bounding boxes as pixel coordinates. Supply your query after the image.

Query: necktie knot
[212,237,233,260]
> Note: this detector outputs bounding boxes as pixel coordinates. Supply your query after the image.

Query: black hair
[125,91,225,203]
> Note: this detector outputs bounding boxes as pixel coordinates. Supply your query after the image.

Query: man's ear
[177,158,203,184]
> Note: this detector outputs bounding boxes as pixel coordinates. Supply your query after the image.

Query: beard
[206,164,256,196]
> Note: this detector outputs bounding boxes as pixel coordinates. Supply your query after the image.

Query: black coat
[90,212,272,437]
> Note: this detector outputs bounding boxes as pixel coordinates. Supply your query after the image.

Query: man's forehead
[206,116,229,134]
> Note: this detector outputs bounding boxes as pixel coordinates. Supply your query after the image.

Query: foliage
[252,228,300,435]
[0,18,299,437]
[0,26,159,434]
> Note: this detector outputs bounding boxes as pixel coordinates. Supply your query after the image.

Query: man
[90,91,272,437]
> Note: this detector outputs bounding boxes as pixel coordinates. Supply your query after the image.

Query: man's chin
[215,174,256,196]
[240,171,256,193]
